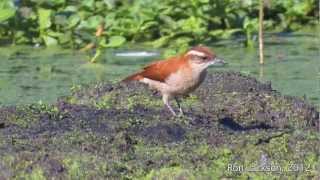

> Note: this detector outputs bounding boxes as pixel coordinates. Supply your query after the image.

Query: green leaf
[47,30,64,37]
[79,15,103,30]
[54,14,68,26]
[103,0,116,9]
[104,36,126,48]
[38,8,52,30]
[64,6,78,12]
[67,14,81,29]
[151,35,172,48]
[0,9,15,22]
[14,31,30,44]
[140,21,158,31]
[163,49,177,58]
[43,35,58,46]
[49,0,66,6]
[57,31,72,44]
[0,0,15,22]
[81,0,95,10]
[210,29,241,39]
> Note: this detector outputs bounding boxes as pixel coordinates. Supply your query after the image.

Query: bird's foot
[165,104,177,116]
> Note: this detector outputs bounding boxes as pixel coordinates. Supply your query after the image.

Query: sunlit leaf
[81,0,95,10]
[67,14,81,29]
[47,30,64,37]
[103,0,116,9]
[50,0,66,6]
[79,15,103,30]
[64,5,78,12]
[140,21,158,31]
[38,8,52,30]
[104,36,126,47]
[151,35,172,48]
[43,35,58,46]
[0,0,15,22]
[54,14,68,26]
[57,32,72,44]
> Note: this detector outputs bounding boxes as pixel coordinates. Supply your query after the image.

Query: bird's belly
[165,70,207,95]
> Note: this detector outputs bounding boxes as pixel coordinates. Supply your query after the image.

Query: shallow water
[0,30,319,107]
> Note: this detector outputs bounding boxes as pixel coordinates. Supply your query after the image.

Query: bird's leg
[140,78,177,116]
[175,97,184,116]
[162,94,176,116]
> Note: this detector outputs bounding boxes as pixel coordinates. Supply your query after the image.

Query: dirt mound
[0,71,318,179]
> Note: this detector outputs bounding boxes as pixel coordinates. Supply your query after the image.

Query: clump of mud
[0,71,319,179]
[68,71,319,130]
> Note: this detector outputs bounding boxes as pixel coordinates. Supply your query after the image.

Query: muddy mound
[67,71,318,130]
[0,71,319,179]
[203,72,273,93]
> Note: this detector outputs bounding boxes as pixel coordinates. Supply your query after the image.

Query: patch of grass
[143,166,194,180]
[62,154,109,179]
[93,91,119,109]
[126,94,163,110]
[18,167,46,180]
[63,157,88,179]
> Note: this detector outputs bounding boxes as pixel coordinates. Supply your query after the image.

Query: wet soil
[0,71,319,179]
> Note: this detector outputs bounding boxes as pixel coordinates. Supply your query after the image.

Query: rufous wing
[122,56,187,83]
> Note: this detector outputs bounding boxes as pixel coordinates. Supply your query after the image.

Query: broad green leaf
[47,30,64,37]
[49,0,66,6]
[151,35,172,48]
[38,8,52,30]
[209,29,224,37]
[14,31,30,44]
[54,14,68,26]
[0,9,15,22]
[163,49,177,58]
[0,0,15,22]
[140,21,158,31]
[103,0,116,9]
[81,0,95,10]
[64,6,78,12]
[210,29,241,39]
[79,15,103,30]
[104,36,126,47]
[57,31,72,44]
[43,35,58,46]
[67,14,81,29]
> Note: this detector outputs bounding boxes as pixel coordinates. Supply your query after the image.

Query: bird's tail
[121,72,144,82]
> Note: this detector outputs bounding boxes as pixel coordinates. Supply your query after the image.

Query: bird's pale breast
[164,67,207,96]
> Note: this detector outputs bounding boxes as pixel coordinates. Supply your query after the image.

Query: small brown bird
[122,45,225,116]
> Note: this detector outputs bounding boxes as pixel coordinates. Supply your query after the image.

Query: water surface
[0,30,319,107]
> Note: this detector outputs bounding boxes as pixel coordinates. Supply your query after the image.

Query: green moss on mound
[0,72,318,179]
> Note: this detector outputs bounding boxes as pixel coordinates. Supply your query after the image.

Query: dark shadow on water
[219,117,272,131]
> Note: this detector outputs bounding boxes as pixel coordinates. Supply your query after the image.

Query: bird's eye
[202,56,208,60]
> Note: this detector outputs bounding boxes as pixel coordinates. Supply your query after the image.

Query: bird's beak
[209,57,227,66]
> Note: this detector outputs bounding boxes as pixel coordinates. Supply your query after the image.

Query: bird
[122,45,225,116]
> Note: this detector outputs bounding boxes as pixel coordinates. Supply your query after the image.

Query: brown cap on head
[186,45,215,59]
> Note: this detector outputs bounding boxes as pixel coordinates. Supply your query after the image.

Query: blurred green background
[0,0,317,50]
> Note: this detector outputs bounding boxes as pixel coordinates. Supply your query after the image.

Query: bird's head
[185,45,225,70]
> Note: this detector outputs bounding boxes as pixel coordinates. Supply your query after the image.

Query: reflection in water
[259,65,264,80]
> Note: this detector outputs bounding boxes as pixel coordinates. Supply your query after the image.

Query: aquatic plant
[0,0,317,50]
